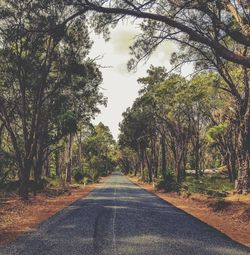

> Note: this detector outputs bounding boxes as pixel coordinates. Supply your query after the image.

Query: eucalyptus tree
[0,0,105,198]
[170,36,250,192]
[119,94,159,182]
[136,66,169,180]
[116,147,138,175]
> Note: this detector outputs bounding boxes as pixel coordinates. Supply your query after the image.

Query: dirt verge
[128,176,250,248]
[0,176,109,246]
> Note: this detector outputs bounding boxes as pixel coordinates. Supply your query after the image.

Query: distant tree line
[118,66,246,193]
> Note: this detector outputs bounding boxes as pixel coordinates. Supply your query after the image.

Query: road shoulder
[0,176,109,246]
[127,175,250,248]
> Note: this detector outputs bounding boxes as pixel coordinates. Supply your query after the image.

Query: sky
[89,22,193,140]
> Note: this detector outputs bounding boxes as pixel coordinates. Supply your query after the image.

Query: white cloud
[89,23,192,140]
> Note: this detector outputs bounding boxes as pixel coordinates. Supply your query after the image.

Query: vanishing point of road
[0,173,249,255]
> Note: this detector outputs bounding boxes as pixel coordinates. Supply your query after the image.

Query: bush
[34,178,48,190]
[83,176,90,185]
[90,170,99,183]
[74,171,84,183]
[155,172,179,192]
[184,174,233,196]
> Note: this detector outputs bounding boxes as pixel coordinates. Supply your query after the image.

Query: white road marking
[112,178,120,255]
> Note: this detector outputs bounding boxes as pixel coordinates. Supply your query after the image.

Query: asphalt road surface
[1,173,250,255]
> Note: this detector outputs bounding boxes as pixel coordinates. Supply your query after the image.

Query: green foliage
[74,170,84,183]
[183,175,234,197]
[206,122,230,144]
[1,178,48,192]
[58,112,78,135]
[0,150,16,185]
[83,123,117,179]
[155,172,179,192]
[0,0,106,198]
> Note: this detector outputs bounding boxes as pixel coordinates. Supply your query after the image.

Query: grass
[183,174,234,197]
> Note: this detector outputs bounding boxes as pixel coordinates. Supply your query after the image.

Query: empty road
[1,173,249,255]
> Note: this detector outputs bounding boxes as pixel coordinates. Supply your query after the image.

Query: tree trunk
[226,149,237,183]
[140,151,145,179]
[65,133,73,184]
[45,149,50,177]
[236,153,249,194]
[55,150,60,177]
[161,134,167,179]
[145,152,152,182]
[175,145,184,184]
[182,150,187,179]
[194,139,200,180]
[235,115,250,193]
[19,159,32,200]
[77,131,82,172]
[176,158,182,184]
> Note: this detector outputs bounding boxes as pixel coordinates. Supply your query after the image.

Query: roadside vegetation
[0,2,119,200]
[118,65,249,197]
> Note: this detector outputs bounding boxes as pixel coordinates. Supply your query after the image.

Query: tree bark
[19,159,32,200]
[45,148,50,177]
[55,150,60,177]
[235,98,250,193]
[65,133,74,184]
[161,133,167,179]
[235,130,250,193]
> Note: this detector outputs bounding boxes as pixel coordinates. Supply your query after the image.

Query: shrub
[155,172,179,192]
[73,167,85,183]
[91,170,99,183]
[83,176,90,185]
[74,171,84,183]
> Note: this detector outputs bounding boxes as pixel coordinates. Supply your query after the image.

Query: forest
[0,0,249,201]
[118,67,246,195]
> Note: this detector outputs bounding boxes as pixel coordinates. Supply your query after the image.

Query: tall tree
[0,0,105,198]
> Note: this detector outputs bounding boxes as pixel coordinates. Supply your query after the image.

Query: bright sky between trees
[89,22,193,140]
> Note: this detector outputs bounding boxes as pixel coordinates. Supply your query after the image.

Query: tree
[64,1,250,67]
[0,0,105,198]
[83,123,116,179]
